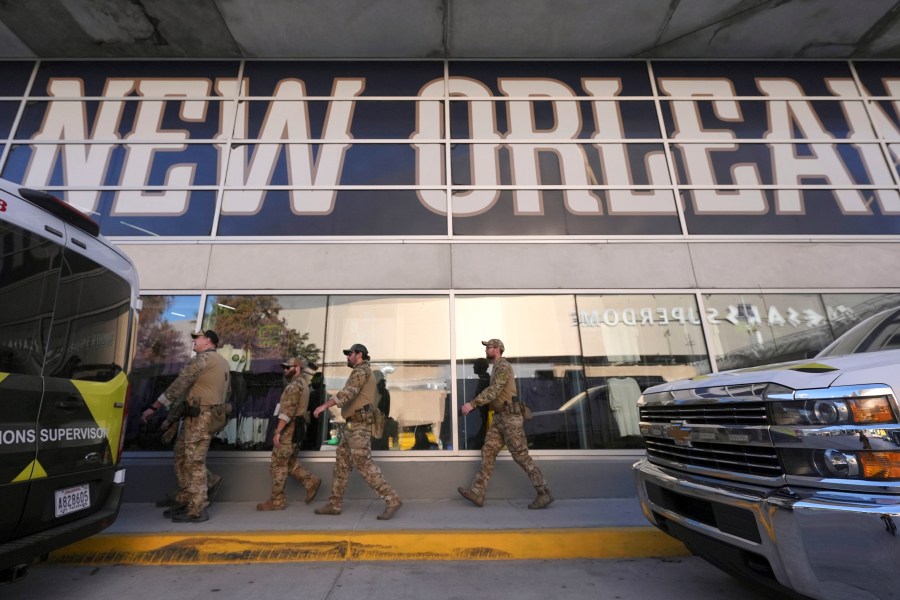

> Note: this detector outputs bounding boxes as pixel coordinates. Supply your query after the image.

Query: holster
[512,396,533,420]
[291,413,309,444]
[184,397,201,418]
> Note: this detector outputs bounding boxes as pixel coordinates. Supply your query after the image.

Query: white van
[0,179,140,580]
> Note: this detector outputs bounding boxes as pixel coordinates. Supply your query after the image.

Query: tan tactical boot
[314,503,342,515]
[305,477,322,504]
[377,500,402,520]
[256,499,286,511]
[457,487,484,507]
[528,491,554,510]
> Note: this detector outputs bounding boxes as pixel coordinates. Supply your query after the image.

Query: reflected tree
[206,295,320,363]
[134,296,189,368]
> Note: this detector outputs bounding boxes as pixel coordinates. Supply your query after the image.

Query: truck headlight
[816,449,859,477]
[782,449,900,480]
[771,396,895,426]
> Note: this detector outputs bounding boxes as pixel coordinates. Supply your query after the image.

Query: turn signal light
[848,398,895,424]
[858,452,900,480]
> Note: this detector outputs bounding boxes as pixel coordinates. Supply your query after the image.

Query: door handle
[55,398,82,411]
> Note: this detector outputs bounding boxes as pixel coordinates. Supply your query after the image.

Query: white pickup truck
[633,307,900,600]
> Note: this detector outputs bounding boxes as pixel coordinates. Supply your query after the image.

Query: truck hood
[647,349,900,394]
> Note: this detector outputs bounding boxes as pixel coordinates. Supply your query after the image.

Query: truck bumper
[634,458,900,600]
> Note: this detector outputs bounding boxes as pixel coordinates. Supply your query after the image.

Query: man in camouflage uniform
[141,330,230,523]
[459,339,553,509]
[155,398,223,506]
[256,356,322,510]
[312,343,402,520]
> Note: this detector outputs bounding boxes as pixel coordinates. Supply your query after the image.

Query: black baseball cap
[191,329,220,347]
[343,343,369,358]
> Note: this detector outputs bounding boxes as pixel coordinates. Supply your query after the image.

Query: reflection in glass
[456,295,587,450]
[820,293,900,340]
[576,294,710,449]
[124,292,900,454]
[0,221,61,376]
[703,293,832,371]
[47,248,132,381]
[125,295,200,450]
[324,296,451,451]
[201,295,326,452]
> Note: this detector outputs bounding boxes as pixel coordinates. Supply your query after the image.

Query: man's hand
[461,402,474,416]
[273,430,283,449]
[314,396,336,418]
[160,424,177,445]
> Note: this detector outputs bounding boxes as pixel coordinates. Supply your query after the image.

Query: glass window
[821,293,900,339]
[324,296,451,452]
[0,222,62,376]
[201,295,327,451]
[703,293,832,371]
[455,295,585,450]
[576,294,710,449]
[818,306,900,357]
[125,295,201,450]
[46,247,132,381]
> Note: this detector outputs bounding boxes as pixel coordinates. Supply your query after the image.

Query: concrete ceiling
[0,0,899,59]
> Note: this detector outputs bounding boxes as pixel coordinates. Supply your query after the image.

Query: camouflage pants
[470,411,549,498]
[174,410,212,516]
[328,417,399,508]
[269,422,316,503]
[207,469,222,489]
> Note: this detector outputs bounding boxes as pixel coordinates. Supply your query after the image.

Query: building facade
[4,58,900,499]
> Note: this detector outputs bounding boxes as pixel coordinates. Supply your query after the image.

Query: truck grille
[644,438,783,477]
[640,402,767,426]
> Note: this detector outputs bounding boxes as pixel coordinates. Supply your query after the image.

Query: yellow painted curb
[49,528,688,565]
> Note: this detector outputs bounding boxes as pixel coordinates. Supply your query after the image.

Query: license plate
[55,484,90,518]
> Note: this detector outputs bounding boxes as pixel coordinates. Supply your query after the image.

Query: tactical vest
[341,363,376,418]
[193,350,230,408]
[488,359,517,411]
[286,377,311,417]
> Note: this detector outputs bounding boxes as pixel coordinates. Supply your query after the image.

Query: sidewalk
[48,498,688,565]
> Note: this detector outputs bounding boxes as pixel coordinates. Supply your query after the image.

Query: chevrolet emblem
[666,421,693,447]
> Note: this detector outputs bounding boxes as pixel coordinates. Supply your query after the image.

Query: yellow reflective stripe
[739,361,838,373]
[690,361,839,380]
[0,372,8,383]
[13,460,46,482]
[71,371,129,462]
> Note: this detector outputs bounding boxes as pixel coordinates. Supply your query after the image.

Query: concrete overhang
[0,0,898,59]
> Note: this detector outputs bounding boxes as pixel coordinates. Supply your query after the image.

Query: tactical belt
[346,404,373,422]
[495,402,519,415]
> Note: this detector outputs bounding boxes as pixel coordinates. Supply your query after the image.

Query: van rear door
[13,222,133,538]
[0,193,64,543]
